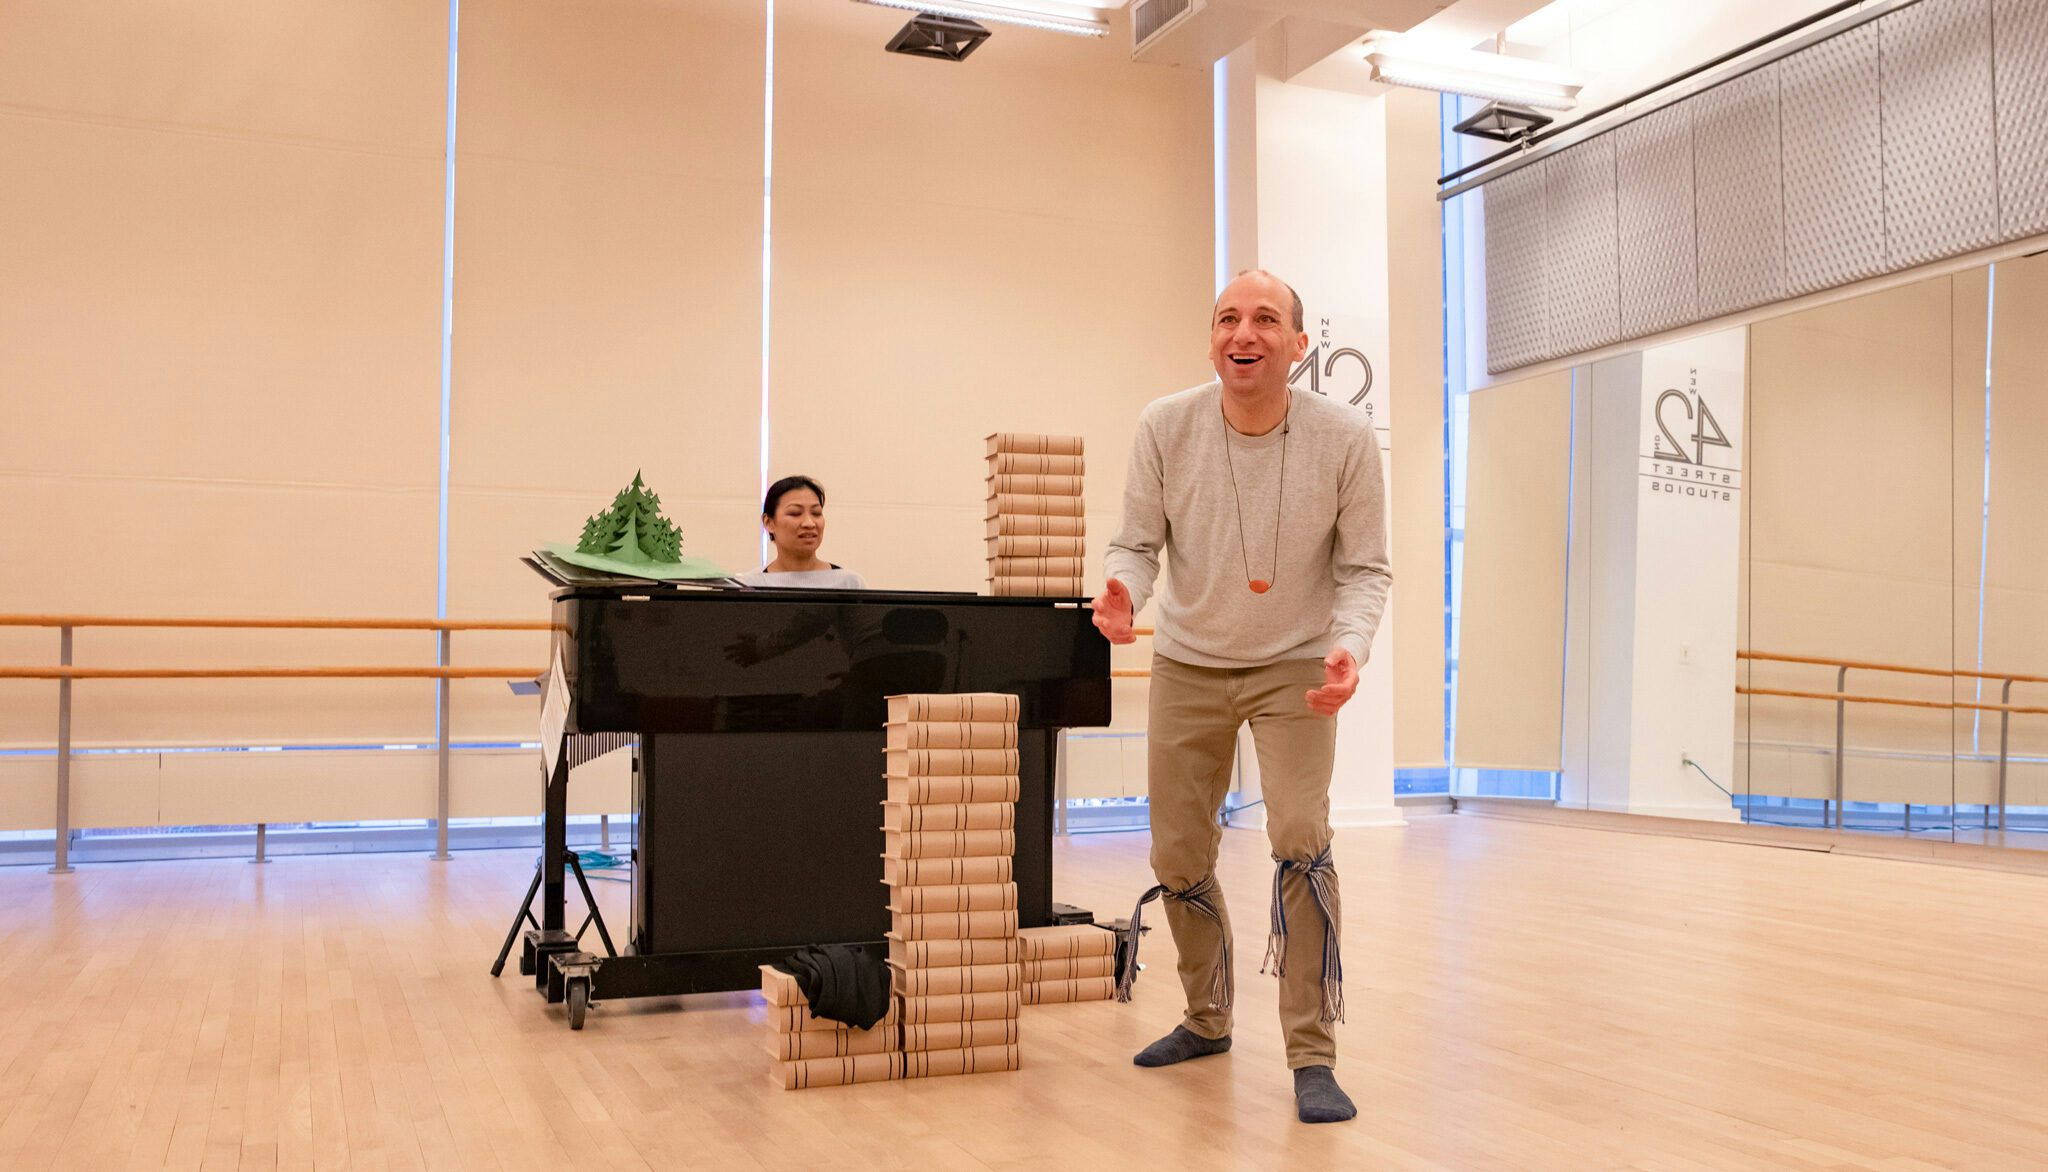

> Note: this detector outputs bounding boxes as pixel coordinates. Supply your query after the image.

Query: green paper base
[545,543,732,581]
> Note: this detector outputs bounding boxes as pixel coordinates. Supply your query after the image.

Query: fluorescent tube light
[853,0,1111,38]
[1362,35,1582,111]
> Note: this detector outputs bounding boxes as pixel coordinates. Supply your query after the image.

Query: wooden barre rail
[0,614,556,632]
[2,612,562,872]
[1738,650,1950,678]
[0,666,541,680]
[1741,653,2044,833]
[1739,649,2048,687]
[1736,685,2048,717]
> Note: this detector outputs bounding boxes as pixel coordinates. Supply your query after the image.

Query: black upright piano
[510,585,1111,1026]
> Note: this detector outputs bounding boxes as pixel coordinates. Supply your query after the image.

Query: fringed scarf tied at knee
[1261,846,1344,1023]
[1114,873,1231,1013]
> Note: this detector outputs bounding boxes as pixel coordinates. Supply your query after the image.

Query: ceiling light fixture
[1452,101,1553,143]
[1362,34,1582,111]
[853,0,1110,38]
[887,13,992,60]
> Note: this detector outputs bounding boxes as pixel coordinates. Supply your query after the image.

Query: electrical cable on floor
[1683,757,1734,799]
[530,849,633,881]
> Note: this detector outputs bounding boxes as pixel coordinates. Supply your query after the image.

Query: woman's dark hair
[762,474,826,517]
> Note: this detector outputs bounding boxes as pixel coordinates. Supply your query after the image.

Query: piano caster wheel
[566,978,590,1030]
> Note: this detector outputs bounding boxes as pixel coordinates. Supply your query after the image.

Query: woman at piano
[736,474,866,589]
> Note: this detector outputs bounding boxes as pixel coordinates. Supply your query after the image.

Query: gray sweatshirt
[1105,382,1391,670]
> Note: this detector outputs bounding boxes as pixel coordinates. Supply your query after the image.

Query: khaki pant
[1147,652,1341,1069]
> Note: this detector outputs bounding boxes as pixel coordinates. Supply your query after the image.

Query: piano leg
[514,747,584,1002]
[542,748,569,933]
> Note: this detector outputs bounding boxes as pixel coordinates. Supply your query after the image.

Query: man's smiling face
[1209,272,1308,398]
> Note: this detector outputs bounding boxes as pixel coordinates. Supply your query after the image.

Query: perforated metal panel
[1616,103,1698,340]
[1694,65,1785,317]
[1994,0,2048,238]
[1483,162,1550,374]
[1881,0,1998,267]
[1475,0,2043,374]
[1544,135,1620,356]
[1781,20,1885,295]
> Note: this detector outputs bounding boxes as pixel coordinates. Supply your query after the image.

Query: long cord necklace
[1221,393,1288,594]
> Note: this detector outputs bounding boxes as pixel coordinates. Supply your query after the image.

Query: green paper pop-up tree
[546,471,728,581]
[575,472,683,565]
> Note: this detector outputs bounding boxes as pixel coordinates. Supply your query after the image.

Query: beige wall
[1744,278,1957,804]
[0,1,1215,823]
[0,0,447,758]
[767,3,1214,597]
[1383,88,1446,768]
[764,4,1212,798]
[1957,255,2048,768]
[1454,371,1571,771]
[444,0,769,747]
[1739,271,2005,807]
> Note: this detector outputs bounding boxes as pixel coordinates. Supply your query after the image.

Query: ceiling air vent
[1132,0,1199,53]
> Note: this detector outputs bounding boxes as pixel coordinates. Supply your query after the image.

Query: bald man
[1094,269,1391,1124]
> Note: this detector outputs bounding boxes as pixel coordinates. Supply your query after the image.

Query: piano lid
[550,587,1110,733]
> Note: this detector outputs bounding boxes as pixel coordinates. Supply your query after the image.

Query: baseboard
[1453,796,2048,878]
[1394,794,1454,817]
[1587,800,1745,824]
[1330,805,1407,830]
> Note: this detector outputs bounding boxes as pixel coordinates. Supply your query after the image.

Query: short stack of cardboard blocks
[985,433,1085,597]
[761,965,903,1090]
[1017,924,1117,1004]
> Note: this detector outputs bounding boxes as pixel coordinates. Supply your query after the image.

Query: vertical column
[1573,329,1747,819]
[1242,64,1399,829]
[434,628,453,860]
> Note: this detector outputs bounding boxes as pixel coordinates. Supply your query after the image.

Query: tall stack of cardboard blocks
[764,693,1120,1089]
[885,692,1025,1074]
[985,433,1085,597]
[764,692,1023,1089]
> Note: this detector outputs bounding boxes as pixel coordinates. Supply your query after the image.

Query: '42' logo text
[1288,346,1373,407]
[1652,381,1730,467]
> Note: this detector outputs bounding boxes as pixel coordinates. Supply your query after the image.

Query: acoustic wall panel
[1479,0,2047,374]
[1994,0,2048,239]
[1483,161,1551,372]
[1781,21,1885,295]
[1693,65,1785,318]
[1616,103,1699,340]
[1880,0,1998,268]
[1544,135,1621,356]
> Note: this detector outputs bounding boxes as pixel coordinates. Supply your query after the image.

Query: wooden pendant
[1249,579,1271,594]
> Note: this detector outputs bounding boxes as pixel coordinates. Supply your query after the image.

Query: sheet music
[540,649,569,777]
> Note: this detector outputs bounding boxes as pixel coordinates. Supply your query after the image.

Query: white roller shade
[764,2,1213,595]
[1453,372,1571,770]
[444,0,770,742]
[0,0,448,751]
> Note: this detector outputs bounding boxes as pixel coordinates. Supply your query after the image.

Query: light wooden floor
[3,815,2045,1171]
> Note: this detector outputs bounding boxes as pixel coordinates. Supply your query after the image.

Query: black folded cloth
[771,944,892,1030]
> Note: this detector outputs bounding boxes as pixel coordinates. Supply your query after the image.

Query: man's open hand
[1091,578,1136,644]
[1305,647,1357,716]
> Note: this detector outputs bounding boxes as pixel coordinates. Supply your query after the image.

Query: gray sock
[1293,1065,1356,1123]
[1132,1025,1232,1067]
